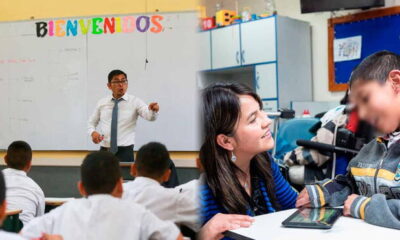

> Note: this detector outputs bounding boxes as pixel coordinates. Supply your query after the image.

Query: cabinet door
[211,25,241,69]
[198,31,211,71]
[240,17,276,65]
[255,63,277,99]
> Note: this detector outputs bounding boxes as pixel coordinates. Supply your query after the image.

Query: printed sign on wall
[334,36,362,62]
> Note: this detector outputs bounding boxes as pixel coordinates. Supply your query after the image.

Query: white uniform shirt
[20,194,179,240]
[88,93,158,147]
[3,168,45,225]
[123,177,200,231]
[0,230,26,240]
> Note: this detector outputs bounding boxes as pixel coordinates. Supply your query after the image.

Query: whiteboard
[0,12,201,151]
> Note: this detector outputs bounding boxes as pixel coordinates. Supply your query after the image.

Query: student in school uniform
[2,141,45,225]
[296,51,400,229]
[0,168,28,240]
[20,151,183,240]
[0,171,61,240]
[123,142,199,232]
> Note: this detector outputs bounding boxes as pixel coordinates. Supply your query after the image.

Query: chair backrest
[274,118,320,160]
[2,212,23,233]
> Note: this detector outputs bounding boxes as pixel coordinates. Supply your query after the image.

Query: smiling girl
[199,83,298,239]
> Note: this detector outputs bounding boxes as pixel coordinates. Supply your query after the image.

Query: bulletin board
[328,6,400,91]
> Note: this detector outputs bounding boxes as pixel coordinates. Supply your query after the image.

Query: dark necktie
[110,98,122,154]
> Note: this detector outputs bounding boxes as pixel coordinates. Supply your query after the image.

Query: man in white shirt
[123,142,199,232]
[0,169,61,240]
[20,151,183,240]
[2,141,45,225]
[88,69,159,162]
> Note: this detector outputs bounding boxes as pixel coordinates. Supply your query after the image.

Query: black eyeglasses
[110,80,128,85]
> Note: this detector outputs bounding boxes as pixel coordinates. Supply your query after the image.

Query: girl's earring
[231,152,237,162]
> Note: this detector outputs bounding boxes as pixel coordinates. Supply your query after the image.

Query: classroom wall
[275,0,400,102]
[201,0,400,102]
[276,0,355,102]
[0,0,198,22]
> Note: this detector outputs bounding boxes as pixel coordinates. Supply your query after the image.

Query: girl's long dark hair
[200,82,280,214]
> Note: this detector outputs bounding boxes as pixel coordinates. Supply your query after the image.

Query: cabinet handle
[241,50,245,64]
[256,73,260,89]
[236,51,240,64]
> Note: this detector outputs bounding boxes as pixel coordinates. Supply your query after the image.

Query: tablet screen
[282,207,342,229]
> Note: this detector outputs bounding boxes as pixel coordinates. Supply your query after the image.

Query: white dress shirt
[20,194,180,240]
[123,177,200,231]
[3,168,45,225]
[0,230,26,240]
[88,93,158,147]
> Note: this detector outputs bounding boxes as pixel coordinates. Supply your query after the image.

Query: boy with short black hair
[21,151,182,240]
[297,50,400,229]
[0,171,60,240]
[3,141,45,225]
[0,170,26,240]
[124,142,199,231]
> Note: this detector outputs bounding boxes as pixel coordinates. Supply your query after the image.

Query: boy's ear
[196,157,203,172]
[111,178,124,198]
[216,134,235,151]
[4,155,8,166]
[107,83,112,90]
[130,163,138,177]
[24,159,32,172]
[162,169,171,183]
[389,70,400,94]
[77,181,87,197]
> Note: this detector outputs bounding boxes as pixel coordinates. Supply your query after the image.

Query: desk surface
[228,209,399,240]
[45,197,74,206]
[0,158,197,168]
[5,209,22,216]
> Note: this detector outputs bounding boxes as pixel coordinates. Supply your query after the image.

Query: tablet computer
[281,207,342,229]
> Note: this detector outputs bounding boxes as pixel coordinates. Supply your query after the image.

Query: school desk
[0,157,198,198]
[227,208,399,240]
[45,197,74,213]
